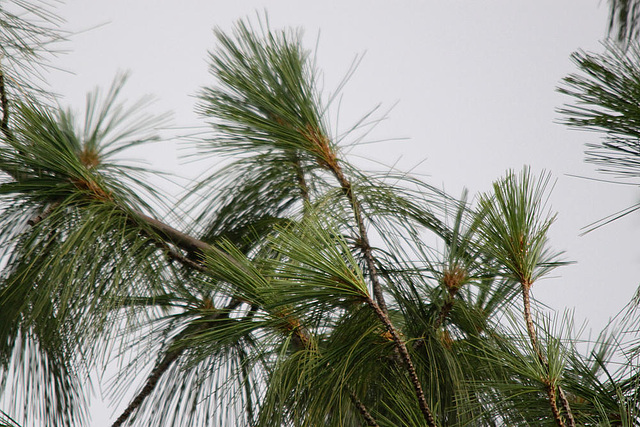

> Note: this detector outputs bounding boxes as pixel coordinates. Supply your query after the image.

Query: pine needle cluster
[0,3,640,427]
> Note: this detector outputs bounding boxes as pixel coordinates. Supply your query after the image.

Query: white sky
[39,1,640,425]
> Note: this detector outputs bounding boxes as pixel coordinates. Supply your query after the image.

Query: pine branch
[131,210,260,280]
[331,164,388,315]
[545,382,565,427]
[522,282,575,427]
[135,211,210,254]
[27,201,61,226]
[348,387,380,427]
[111,299,242,427]
[475,168,575,426]
[557,385,577,427]
[366,297,437,426]
[0,63,10,140]
[522,283,541,360]
[132,207,315,353]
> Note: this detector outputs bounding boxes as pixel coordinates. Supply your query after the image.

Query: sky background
[35,1,640,424]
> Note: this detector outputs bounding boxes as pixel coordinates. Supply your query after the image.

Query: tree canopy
[1,2,640,427]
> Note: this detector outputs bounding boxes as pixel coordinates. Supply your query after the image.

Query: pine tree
[0,2,640,426]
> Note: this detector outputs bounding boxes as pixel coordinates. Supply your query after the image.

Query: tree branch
[20,179,378,425]
[557,386,576,427]
[545,382,565,427]
[111,299,242,427]
[135,211,210,254]
[292,152,310,206]
[331,165,388,315]
[0,61,12,142]
[348,387,380,427]
[27,201,61,226]
[366,297,437,427]
[131,209,381,424]
[522,283,575,427]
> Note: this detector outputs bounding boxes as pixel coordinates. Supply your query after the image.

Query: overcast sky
[43,1,640,424]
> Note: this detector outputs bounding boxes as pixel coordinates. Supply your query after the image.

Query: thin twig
[111,299,242,427]
[300,122,388,314]
[522,283,541,360]
[27,201,61,226]
[301,126,432,422]
[292,152,310,205]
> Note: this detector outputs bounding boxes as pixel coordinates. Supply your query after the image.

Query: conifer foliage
[1,2,640,426]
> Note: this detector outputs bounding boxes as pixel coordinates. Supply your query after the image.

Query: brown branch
[134,211,211,254]
[332,166,388,315]
[110,343,181,427]
[522,282,575,427]
[522,283,560,426]
[366,297,437,427]
[298,123,388,315]
[164,245,209,273]
[522,283,541,360]
[111,299,242,427]
[557,385,576,427]
[27,201,61,226]
[131,210,241,275]
[296,126,428,422]
[546,382,565,427]
[0,63,12,141]
[23,199,211,278]
[348,387,379,427]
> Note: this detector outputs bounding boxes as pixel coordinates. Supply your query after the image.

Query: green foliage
[475,167,564,286]
[607,0,640,45]
[559,42,640,229]
[0,4,639,427]
[0,1,65,105]
[560,43,640,180]
[198,19,328,160]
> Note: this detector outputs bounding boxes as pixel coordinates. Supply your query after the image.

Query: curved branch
[111,299,242,427]
[129,210,379,424]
